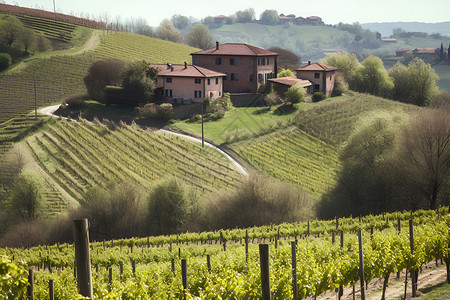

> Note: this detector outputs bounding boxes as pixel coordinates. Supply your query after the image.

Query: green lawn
[171,102,317,145]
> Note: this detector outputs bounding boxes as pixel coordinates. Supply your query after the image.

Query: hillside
[362,21,450,37]
[0,28,198,123]
[210,22,450,61]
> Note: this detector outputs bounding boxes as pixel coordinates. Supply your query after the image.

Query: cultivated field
[25,118,244,202]
[0,29,198,123]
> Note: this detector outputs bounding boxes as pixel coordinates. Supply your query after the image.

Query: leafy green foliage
[260,10,279,25]
[157,19,184,43]
[186,24,213,50]
[277,68,295,78]
[0,52,12,70]
[0,208,448,299]
[205,93,233,120]
[285,83,305,104]
[9,172,42,220]
[0,257,28,299]
[389,59,439,106]
[312,92,326,102]
[120,60,156,105]
[353,55,393,98]
[83,59,125,101]
[137,103,173,121]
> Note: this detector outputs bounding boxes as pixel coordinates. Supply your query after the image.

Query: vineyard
[293,93,419,146]
[1,208,448,299]
[16,14,76,43]
[231,127,340,196]
[0,3,105,29]
[25,118,244,202]
[0,27,198,123]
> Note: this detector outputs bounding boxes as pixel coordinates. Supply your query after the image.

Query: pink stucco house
[295,62,337,97]
[151,62,226,103]
[191,42,278,93]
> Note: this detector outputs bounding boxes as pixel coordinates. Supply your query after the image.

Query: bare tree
[398,108,450,209]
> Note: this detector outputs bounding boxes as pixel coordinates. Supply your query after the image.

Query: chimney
[216,41,219,50]
[308,60,311,65]
[184,62,188,69]
[167,63,172,70]
[171,66,174,72]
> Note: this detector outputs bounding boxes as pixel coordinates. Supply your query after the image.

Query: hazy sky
[6,0,450,26]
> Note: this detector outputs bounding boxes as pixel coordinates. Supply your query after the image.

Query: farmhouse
[151,62,226,104]
[191,42,278,93]
[295,62,337,97]
[411,47,437,59]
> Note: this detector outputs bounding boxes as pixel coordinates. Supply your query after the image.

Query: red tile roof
[191,43,278,56]
[268,77,312,87]
[151,63,226,78]
[296,62,337,71]
[214,15,228,19]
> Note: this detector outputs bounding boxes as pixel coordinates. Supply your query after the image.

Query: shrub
[83,59,125,101]
[312,92,326,102]
[0,53,12,71]
[205,93,233,120]
[332,72,349,96]
[64,95,86,110]
[284,83,305,104]
[0,258,28,299]
[137,103,173,121]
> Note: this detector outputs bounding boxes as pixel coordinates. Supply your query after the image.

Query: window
[210,92,214,98]
[258,58,266,66]
[250,59,255,66]
[230,73,239,81]
[258,73,263,82]
[314,73,320,79]
[207,79,211,85]
[266,58,270,65]
[166,77,172,83]
[215,77,219,84]
[215,58,222,65]
[194,90,202,98]
[249,74,253,82]
[195,78,201,84]
[193,57,198,64]
[165,89,172,97]
[314,84,320,91]
[230,58,239,65]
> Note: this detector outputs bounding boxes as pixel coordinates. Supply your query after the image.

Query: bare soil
[317,260,448,300]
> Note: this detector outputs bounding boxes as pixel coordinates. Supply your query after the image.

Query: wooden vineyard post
[27,268,34,300]
[340,231,344,249]
[397,217,401,279]
[259,244,271,300]
[109,268,112,284]
[120,263,123,276]
[409,218,416,297]
[245,230,249,263]
[339,230,343,299]
[181,259,187,290]
[332,232,335,244]
[49,279,54,300]
[307,221,310,237]
[358,230,365,300]
[291,241,298,300]
[171,258,175,273]
[336,216,339,231]
[73,219,93,299]
[132,260,136,274]
[207,255,211,273]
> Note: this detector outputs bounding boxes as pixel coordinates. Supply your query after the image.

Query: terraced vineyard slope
[0,28,198,123]
[26,118,244,202]
[231,127,340,196]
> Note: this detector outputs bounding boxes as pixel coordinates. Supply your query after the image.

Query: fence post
[171,258,175,273]
[358,230,365,300]
[73,219,93,299]
[181,259,187,290]
[109,268,112,284]
[291,242,298,300]
[259,244,271,300]
[27,268,34,300]
[245,230,249,263]
[49,279,54,300]
[340,230,344,249]
[207,255,211,273]
[410,218,416,297]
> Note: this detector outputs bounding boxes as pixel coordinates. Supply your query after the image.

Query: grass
[432,62,450,92]
[420,282,450,299]
[172,102,315,145]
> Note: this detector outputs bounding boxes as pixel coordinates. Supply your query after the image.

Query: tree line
[0,15,52,71]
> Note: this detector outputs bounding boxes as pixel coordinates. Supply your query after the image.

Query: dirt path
[70,30,100,55]
[317,261,448,300]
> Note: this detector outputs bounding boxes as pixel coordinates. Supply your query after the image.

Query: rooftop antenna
[53,0,56,12]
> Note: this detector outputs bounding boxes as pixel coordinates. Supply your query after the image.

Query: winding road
[39,105,249,177]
